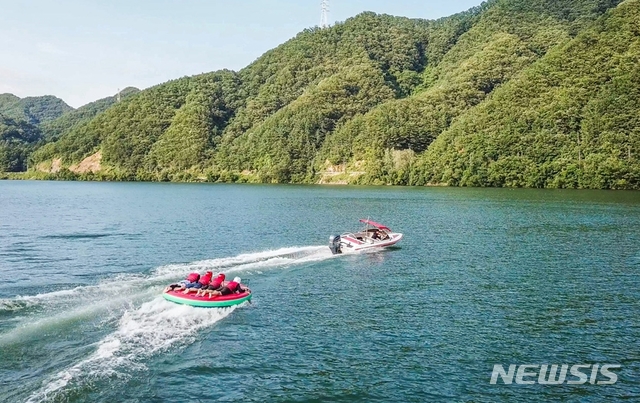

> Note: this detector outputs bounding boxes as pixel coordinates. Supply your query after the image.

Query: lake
[0,181,639,402]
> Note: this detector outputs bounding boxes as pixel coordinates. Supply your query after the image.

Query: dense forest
[3,0,639,189]
[0,89,138,174]
[0,94,71,172]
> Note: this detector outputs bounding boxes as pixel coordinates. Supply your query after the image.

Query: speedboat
[329,219,403,254]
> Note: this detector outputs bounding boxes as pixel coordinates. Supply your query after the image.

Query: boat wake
[153,245,332,278]
[0,245,333,403]
[26,298,240,403]
[0,245,332,315]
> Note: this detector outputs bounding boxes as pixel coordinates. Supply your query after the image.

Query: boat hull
[339,232,403,253]
[163,289,252,307]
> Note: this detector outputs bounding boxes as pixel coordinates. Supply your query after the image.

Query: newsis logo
[490,364,620,385]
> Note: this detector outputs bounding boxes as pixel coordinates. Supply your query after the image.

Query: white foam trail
[0,286,158,347]
[0,288,79,311]
[0,274,148,312]
[19,246,336,402]
[0,245,331,314]
[26,297,241,403]
[0,245,334,348]
[153,245,330,276]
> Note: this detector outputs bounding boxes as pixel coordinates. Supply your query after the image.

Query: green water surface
[0,181,638,402]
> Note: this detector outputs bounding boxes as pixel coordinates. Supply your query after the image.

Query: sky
[0,0,483,108]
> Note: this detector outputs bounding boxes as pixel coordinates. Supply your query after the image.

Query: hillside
[19,0,640,189]
[415,0,640,189]
[317,0,629,185]
[0,115,42,172]
[39,87,140,142]
[0,94,72,125]
[29,7,483,180]
[0,89,140,173]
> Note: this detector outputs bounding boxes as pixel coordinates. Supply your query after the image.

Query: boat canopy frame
[359,219,391,231]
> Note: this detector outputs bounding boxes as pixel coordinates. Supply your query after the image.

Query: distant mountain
[0,94,72,125]
[18,0,640,189]
[0,115,42,172]
[0,89,139,172]
[39,87,140,142]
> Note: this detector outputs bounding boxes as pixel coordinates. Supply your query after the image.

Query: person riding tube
[208,277,247,297]
[196,273,226,297]
[182,271,213,294]
[165,272,200,292]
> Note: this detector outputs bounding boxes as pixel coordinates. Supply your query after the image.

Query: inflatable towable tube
[163,288,251,308]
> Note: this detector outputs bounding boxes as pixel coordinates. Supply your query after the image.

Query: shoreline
[2,172,639,190]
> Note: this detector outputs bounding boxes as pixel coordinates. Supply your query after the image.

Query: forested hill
[39,87,140,142]
[0,94,72,125]
[19,0,640,189]
[0,89,138,173]
[0,94,71,173]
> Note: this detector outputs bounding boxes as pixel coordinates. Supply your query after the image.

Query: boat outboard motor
[329,235,342,254]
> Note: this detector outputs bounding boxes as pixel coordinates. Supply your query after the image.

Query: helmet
[233,277,241,283]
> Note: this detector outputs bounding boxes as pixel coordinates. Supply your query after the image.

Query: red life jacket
[186,273,200,283]
[209,274,225,288]
[199,272,213,285]
[226,281,240,292]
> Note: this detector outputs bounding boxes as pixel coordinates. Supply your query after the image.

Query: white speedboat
[329,219,403,254]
